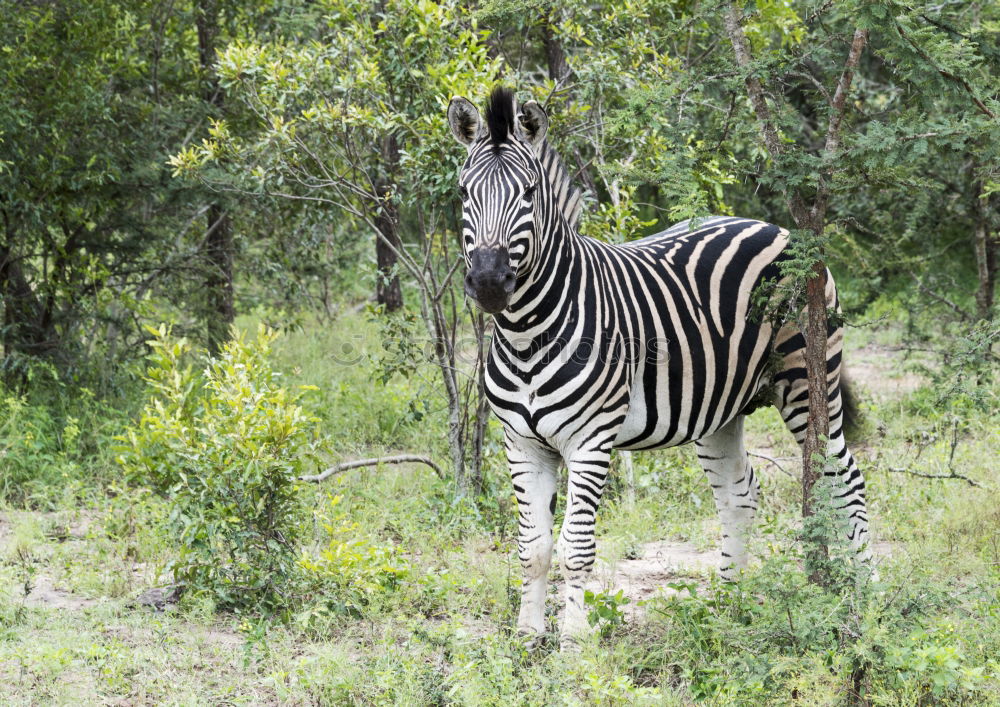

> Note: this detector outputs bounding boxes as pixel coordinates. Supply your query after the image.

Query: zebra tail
[839,370,863,442]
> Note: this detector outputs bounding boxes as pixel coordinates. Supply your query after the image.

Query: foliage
[297,493,411,619]
[650,536,992,703]
[117,324,322,613]
[0,383,126,508]
[584,589,630,637]
[2,0,1000,702]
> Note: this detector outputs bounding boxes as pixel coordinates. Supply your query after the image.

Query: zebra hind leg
[696,415,759,580]
[772,309,872,565]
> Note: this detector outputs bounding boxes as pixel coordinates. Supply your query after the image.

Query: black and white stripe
[448,87,870,647]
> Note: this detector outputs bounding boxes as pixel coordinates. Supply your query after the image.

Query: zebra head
[448,86,549,314]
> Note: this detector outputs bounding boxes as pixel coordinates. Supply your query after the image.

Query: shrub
[0,384,125,507]
[644,489,993,704]
[118,325,322,613]
[296,493,411,622]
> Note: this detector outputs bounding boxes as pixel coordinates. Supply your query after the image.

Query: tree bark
[196,0,235,352]
[204,205,234,349]
[973,186,997,322]
[469,312,491,495]
[801,261,830,524]
[542,12,571,82]
[375,134,403,312]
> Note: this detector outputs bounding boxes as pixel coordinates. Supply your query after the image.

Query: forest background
[0,0,998,703]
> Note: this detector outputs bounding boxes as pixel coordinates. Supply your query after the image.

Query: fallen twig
[300,455,444,482]
[887,467,982,488]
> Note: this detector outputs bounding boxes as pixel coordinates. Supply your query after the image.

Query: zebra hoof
[516,629,546,652]
[558,634,583,653]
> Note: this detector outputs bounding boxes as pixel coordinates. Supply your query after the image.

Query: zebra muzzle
[465,247,515,313]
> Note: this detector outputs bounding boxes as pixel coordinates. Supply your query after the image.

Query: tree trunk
[973,187,997,322]
[0,244,42,361]
[469,312,491,495]
[375,136,403,312]
[0,237,56,382]
[196,0,234,352]
[204,205,234,350]
[542,13,570,82]
[725,5,867,582]
[801,257,831,578]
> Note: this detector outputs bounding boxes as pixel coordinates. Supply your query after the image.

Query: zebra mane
[538,139,584,231]
[484,86,516,151]
[484,85,584,228]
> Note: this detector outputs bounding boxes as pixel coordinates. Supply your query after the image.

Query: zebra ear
[448,97,482,146]
[518,100,548,148]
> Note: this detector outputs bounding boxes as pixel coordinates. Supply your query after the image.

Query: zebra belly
[612,358,761,452]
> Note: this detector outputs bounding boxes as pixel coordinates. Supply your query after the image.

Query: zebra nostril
[465,272,475,289]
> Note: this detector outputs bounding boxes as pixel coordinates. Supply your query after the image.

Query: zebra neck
[537,141,583,232]
[496,215,581,335]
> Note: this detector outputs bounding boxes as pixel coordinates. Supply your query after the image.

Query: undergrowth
[0,312,997,704]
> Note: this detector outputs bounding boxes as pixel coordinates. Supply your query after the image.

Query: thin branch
[886,467,982,488]
[788,70,833,107]
[299,454,444,483]
[810,26,869,225]
[911,272,973,321]
[723,3,810,225]
[749,452,798,478]
[894,20,996,119]
[824,28,869,157]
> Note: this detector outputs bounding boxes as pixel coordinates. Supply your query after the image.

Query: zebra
[447,86,871,648]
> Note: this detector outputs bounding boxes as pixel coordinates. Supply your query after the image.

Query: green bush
[0,384,123,507]
[118,325,322,613]
[643,497,994,705]
[296,493,411,622]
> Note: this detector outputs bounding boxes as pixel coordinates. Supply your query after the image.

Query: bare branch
[749,451,798,478]
[886,467,982,488]
[911,272,973,321]
[299,454,444,482]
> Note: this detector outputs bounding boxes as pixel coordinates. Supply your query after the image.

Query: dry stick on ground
[300,455,445,483]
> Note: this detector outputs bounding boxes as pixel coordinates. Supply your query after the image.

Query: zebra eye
[459,184,469,200]
[524,184,537,200]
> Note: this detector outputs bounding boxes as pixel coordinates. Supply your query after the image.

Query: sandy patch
[588,539,717,619]
[848,344,926,400]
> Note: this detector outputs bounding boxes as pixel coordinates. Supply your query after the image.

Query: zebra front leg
[507,434,561,641]
[556,446,611,649]
[696,416,759,580]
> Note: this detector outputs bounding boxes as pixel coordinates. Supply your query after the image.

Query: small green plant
[584,589,630,637]
[887,628,987,697]
[118,324,322,614]
[646,502,993,704]
[298,493,411,620]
